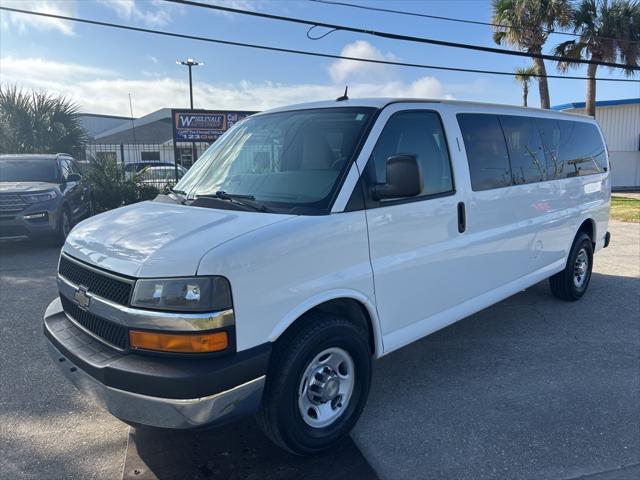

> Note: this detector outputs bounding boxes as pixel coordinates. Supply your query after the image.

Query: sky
[0,0,638,117]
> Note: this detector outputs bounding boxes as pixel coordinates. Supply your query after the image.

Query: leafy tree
[0,85,88,155]
[514,66,538,106]
[554,0,639,116]
[492,0,573,109]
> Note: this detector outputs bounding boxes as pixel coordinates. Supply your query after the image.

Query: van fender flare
[562,214,596,261]
[267,289,384,358]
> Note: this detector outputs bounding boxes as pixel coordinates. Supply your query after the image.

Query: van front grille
[58,255,133,306]
[60,295,128,350]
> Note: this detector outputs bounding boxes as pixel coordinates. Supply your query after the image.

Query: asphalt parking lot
[1,220,638,480]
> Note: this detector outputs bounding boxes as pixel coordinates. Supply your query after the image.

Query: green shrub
[85,155,159,212]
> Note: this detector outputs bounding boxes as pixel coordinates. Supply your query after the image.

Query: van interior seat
[301,132,335,170]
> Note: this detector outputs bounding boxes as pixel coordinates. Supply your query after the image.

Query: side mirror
[67,173,82,183]
[371,154,423,200]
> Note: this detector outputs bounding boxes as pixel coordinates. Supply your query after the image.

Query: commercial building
[78,108,255,167]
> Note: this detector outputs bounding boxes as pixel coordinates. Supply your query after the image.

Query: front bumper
[44,298,270,429]
[0,200,60,240]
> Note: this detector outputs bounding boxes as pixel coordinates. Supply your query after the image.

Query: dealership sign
[171,109,257,142]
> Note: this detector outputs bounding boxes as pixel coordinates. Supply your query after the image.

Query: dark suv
[0,154,93,244]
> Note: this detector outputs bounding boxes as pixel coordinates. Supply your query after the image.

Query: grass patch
[611,196,640,223]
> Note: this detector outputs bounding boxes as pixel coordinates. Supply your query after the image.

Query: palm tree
[0,85,88,155]
[554,0,640,117]
[514,66,537,106]
[492,0,573,109]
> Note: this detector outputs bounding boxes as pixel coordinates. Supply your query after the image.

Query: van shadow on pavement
[123,418,378,480]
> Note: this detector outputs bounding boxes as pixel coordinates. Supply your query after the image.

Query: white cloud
[0,0,78,36]
[98,0,177,27]
[329,40,397,84]
[0,56,114,83]
[0,55,458,116]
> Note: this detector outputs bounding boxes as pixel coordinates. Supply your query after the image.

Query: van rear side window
[536,119,607,179]
[456,114,512,191]
[458,113,607,191]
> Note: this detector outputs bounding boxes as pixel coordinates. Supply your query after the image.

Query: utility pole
[176,58,204,169]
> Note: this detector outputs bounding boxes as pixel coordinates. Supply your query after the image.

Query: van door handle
[457,202,466,233]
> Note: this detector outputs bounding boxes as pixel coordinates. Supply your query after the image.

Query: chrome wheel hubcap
[573,248,589,288]
[298,347,355,428]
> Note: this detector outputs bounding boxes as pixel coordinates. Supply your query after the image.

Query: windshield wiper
[195,191,272,212]
[168,187,188,204]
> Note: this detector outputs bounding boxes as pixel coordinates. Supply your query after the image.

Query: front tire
[55,207,71,246]
[257,312,372,455]
[550,232,594,301]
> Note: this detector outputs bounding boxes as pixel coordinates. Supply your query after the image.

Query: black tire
[550,232,594,301]
[256,312,372,455]
[55,207,71,246]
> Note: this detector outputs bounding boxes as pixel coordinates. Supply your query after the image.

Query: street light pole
[187,63,193,109]
[176,58,204,168]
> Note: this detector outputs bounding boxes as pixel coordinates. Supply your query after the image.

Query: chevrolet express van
[44,98,611,455]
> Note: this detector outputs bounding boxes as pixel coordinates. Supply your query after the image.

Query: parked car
[0,153,93,243]
[124,161,176,179]
[44,99,610,455]
[137,164,187,188]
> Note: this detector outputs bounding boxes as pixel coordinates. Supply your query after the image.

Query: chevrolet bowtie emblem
[74,285,91,309]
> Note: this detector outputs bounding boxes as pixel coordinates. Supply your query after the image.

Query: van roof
[259,97,593,120]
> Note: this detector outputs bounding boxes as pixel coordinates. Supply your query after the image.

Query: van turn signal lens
[129,330,228,353]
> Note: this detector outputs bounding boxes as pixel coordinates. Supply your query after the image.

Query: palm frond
[0,84,87,155]
[553,39,588,71]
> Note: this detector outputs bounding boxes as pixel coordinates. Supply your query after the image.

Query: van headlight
[131,276,232,312]
[21,190,58,203]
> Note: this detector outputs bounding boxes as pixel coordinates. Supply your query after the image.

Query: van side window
[457,114,512,191]
[499,115,546,184]
[558,121,606,177]
[536,119,607,178]
[369,111,454,198]
[536,119,563,179]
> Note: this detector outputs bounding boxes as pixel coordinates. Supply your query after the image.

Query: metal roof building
[552,98,640,190]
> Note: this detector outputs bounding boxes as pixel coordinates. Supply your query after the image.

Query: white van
[44,98,610,455]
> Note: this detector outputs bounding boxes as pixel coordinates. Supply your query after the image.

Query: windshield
[0,159,60,182]
[174,107,375,214]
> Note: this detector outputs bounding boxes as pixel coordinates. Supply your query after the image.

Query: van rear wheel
[256,312,372,455]
[550,232,593,301]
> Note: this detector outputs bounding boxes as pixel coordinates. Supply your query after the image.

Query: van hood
[63,200,292,277]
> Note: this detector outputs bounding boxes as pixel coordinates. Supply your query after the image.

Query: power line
[308,0,640,46]
[1,6,637,83]
[163,0,639,71]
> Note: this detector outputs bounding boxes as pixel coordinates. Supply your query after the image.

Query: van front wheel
[550,232,594,301]
[257,312,372,455]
